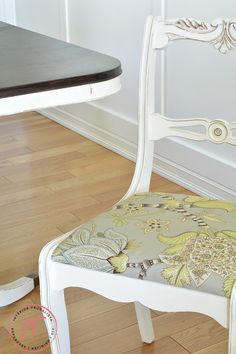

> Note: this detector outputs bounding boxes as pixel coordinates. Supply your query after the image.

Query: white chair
[39,16,236,354]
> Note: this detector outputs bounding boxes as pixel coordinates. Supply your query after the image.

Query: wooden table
[0,21,122,306]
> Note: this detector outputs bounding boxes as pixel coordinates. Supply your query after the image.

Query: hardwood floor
[0,112,228,354]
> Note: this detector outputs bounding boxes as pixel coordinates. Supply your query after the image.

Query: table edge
[0,66,122,99]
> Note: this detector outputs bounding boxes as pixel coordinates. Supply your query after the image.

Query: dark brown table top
[0,22,122,99]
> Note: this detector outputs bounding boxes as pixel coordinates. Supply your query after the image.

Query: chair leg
[39,244,70,354]
[229,292,236,354]
[134,302,155,343]
[44,288,70,354]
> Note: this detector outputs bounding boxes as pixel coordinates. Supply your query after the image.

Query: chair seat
[52,192,236,298]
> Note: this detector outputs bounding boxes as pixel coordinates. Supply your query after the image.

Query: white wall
[14,0,67,39]
[67,0,154,120]
[9,0,236,199]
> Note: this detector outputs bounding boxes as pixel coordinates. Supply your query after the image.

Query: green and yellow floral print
[52,192,236,298]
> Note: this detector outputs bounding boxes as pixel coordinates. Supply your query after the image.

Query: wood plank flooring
[0,112,228,354]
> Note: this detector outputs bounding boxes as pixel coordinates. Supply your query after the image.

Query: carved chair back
[126,16,236,197]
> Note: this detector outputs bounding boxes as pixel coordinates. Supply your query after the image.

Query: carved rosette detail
[174,18,236,54]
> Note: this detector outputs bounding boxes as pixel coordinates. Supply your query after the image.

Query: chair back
[125,16,236,198]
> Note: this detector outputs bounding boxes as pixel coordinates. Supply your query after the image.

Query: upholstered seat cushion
[52,192,236,298]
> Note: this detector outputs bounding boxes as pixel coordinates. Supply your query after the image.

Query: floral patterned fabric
[52,192,236,298]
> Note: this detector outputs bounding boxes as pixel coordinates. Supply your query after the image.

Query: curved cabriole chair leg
[135,302,155,344]
[39,242,70,354]
[47,288,70,354]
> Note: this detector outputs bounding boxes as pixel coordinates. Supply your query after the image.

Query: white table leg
[0,273,39,307]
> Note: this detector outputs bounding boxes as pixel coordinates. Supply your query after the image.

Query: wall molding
[0,0,16,24]
[58,0,69,41]
[39,105,137,162]
[39,104,236,201]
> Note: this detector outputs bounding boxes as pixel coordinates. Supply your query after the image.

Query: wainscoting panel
[40,105,236,201]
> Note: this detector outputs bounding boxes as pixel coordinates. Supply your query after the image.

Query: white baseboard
[39,104,236,201]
